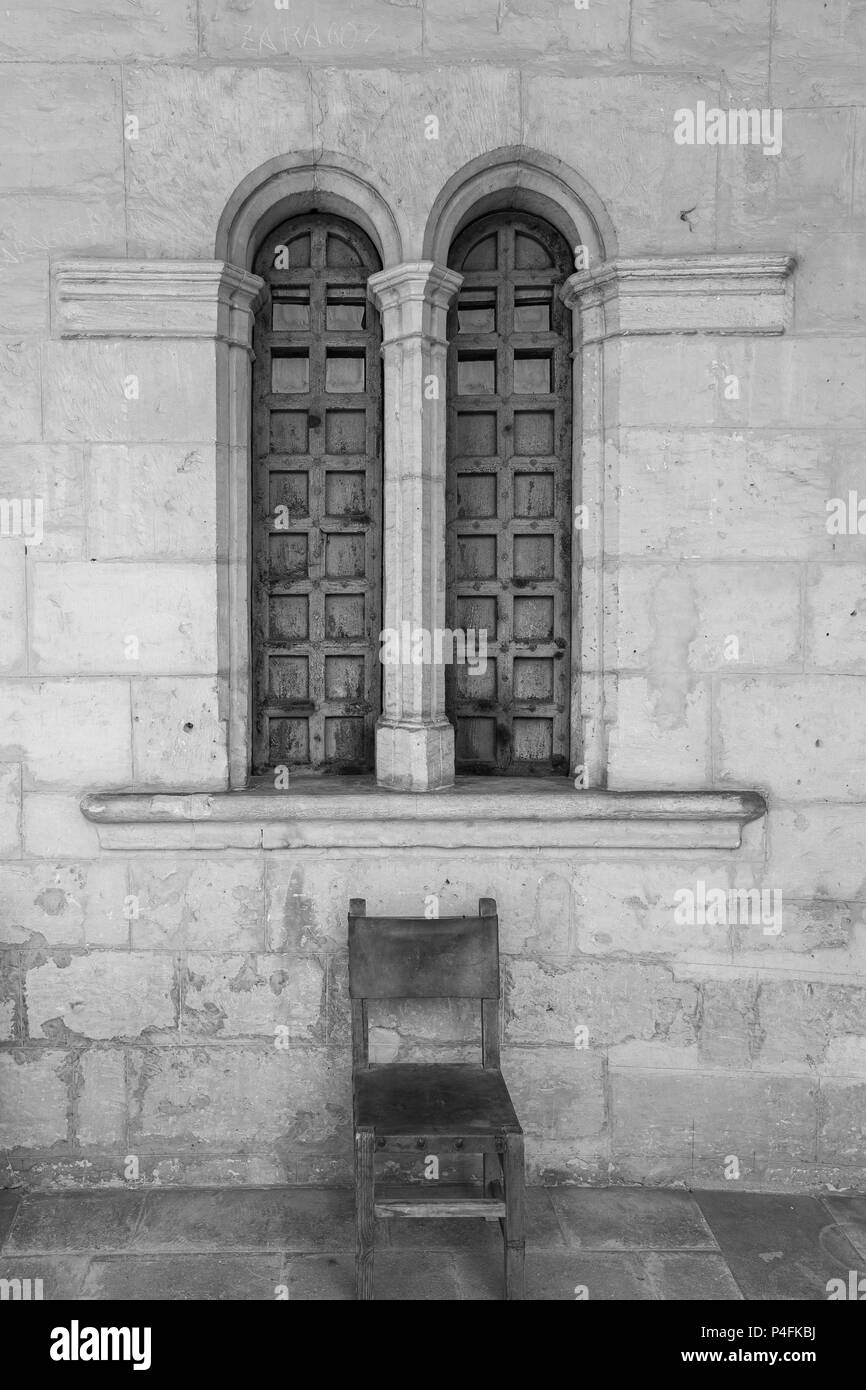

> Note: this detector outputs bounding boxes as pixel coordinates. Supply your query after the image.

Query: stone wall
[1,0,865,1192]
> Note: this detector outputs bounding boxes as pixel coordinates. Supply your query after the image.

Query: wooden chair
[349,896,525,1301]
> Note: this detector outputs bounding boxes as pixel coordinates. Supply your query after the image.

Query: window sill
[79,779,765,852]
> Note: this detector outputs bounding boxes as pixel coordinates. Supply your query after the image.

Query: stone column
[367,261,463,791]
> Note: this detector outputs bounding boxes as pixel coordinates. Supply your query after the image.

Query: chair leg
[503,1133,525,1301]
[355,1128,375,1300]
[483,1151,501,1198]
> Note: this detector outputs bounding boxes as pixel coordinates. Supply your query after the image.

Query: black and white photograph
[0,0,864,1352]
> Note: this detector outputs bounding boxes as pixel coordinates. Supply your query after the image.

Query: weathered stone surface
[757,980,866,1070]
[265,853,574,956]
[614,564,801,671]
[201,0,423,63]
[696,1191,865,1300]
[87,445,217,561]
[0,341,42,442]
[0,1050,68,1148]
[128,1046,350,1148]
[717,677,866,799]
[0,860,128,948]
[81,1252,283,1300]
[22,793,101,859]
[607,676,709,788]
[123,66,310,259]
[631,0,771,93]
[5,1190,144,1251]
[31,563,218,676]
[132,1186,355,1251]
[0,546,26,676]
[698,978,762,1067]
[613,428,858,561]
[524,1250,652,1301]
[610,1071,818,1180]
[0,65,122,194]
[766,804,866,899]
[27,953,175,1040]
[614,337,866,430]
[0,763,21,855]
[717,108,855,251]
[129,858,264,951]
[796,233,866,330]
[523,73,719,254]
[643,1251,745,1300]
[0,444,85,560]
[181,953,324,1042]
[505,958,699,1048]
[0,1255,88,1297]
[805,565,866,670]
[772,0,866,107]
[573,859,753,956]
[0,1,197,61]
[42,341,218,443]
[549,1186,717,1251]
[425,0,629,58]
[313,67,520,253]
[740,898,857,955]
[132,678,227,789]
[502,1049,605,1139]
[77,1051,126,1146]
[0,679,132,790]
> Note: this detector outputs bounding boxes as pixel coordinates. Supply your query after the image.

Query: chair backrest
[348,897,501,1069]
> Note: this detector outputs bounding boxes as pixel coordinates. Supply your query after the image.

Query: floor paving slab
[0,1254,90,1299]
[641,1251,745,1300]
[80,1254,284,1301]
[820,1195,866,1261]
[0,1189,21,1250]
[525,1251,654,1300]
[278,1253,354,1300]
[132,1186,355,1253]
[695,1192,863,1301]
[550,1187,718,1251]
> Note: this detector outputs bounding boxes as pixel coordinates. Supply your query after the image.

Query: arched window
[251,214,382,775]
[446,212,573,775]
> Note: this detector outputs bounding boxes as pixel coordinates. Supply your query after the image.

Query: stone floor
[1,1185,864,1300]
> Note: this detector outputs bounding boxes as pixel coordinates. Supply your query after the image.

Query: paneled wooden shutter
[251,214,382,774]
[446,213,573,775]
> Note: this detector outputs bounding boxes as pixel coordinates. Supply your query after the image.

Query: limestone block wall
[1,0,865,1191]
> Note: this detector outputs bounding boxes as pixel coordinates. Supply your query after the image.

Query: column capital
[368,261,463,346]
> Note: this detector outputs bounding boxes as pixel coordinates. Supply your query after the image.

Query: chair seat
[354,1063,522,1137]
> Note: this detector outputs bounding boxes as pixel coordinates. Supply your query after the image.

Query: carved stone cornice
[561,253,796,340]
[51,259,265,346]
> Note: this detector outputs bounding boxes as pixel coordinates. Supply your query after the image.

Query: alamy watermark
[379,623,488,675]
[0,496,43,545]
[674,102,782,157]
[1,1276,43,1300]
[674,881,782,935]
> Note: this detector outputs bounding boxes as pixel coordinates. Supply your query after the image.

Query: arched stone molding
[423,146,617,269]
[216,150,408,270]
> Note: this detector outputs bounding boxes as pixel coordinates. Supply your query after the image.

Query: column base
[376,721,455,792]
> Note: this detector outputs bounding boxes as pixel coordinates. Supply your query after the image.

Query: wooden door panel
[252,215,382,775]
[446,213,572,775]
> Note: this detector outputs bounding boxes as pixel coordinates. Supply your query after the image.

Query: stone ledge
[51,259,264,343]
[562,254,796,340]
[79,782,765,851]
